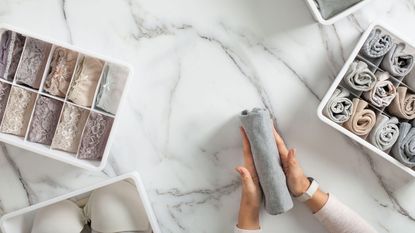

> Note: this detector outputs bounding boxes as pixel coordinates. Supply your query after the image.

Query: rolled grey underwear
[391,121,415,168]
[324,87,353,124]
[361,29,393,58]
[368,115,399,151]
[381,43,414,77]
[0,30,25,81]
[314,0,362,19]
[240,108,293,215]
[363,71,396,108]
[344,61,377,92]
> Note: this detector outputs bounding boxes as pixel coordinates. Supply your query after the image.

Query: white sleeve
[234,226,262,233]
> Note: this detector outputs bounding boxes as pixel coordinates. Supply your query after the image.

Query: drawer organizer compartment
[304,0,372,25]
[0,24,131,171]
[318,24,415,177]
[0,172,161,233]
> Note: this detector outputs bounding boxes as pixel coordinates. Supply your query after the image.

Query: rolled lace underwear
[27,96,63,145]
[0,82,11,125]
[43,47,78,97]
[78,112,114,160]
[0,30,25,81]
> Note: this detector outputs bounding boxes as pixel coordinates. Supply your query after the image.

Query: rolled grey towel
[368,115,399,151]
[324,87,353,124]
[381,43,415,77]
[314,0,362,19]
[391,121,415,168]
[344,61,377,92]
[240,108,293,215]
[361,29,393,58]
[363,71,396,108]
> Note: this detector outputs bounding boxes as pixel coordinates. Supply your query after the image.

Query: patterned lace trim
[0,82,11,123]
[28,96,63,145]
[1,87,34,136]
[6,32,25,81]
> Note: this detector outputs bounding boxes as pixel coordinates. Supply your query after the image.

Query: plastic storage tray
[0,24,132,171]
[317,23,415,177]
[304,0,372,25]
[0,172,161,233]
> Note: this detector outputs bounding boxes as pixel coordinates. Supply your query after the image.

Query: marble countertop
[0,0,415,232]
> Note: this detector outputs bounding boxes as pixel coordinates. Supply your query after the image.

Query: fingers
[236,166,256,190]
[240,127,257,176]
[281,149,296,172]
[272,126,289,159]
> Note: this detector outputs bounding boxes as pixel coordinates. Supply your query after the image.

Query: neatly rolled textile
[381,43,414,77]
[363,71,396,108]
[344,61,377,91]
[240,108,293,215]
[368,114,399,151]
[314,0,362,19]
[324,88,353,124]
[387,86,415,120]
[343,98,376,136]
[391,121,415,168]
[361,29,393,58]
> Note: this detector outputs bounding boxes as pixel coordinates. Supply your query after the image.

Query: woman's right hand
[272,127,310,197]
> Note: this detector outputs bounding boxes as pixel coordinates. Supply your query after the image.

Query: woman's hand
[272,127,310,197]
[236,127,262,230]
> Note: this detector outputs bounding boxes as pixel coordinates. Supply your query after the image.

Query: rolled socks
[239,108,293,215]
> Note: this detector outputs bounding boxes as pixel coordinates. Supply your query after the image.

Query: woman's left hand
[236,127,262,230]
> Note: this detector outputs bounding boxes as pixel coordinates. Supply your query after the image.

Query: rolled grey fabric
[381,43,414,77]
[387,86,415,120]
[361,29,393,58]
[314,0,362,19]
[368,115,399,151]
[343,98,376,137]
[391,121,415,168]
[363,71,396,108]
[240,108,293,215]
[344,61,377,91]
[324,88,353,124]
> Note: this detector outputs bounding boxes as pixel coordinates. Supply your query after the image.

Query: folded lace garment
[343,98,376,137]
[0,31,25,81]
[78,112,113,160]
[27,96,63,145]
[314,0,362,19]
[0,82,11,124]
[240,108,293,215]
[387,86,415,120]
[0,87,35,136]
[368,115,400,151]
[361,29,393,59]
[380,43,414,77]
[68,56,104,107]
[15,38,51,89]
[43,47,78,97]
[51,104,89,153]
[363,71,397,108]
[31,181,152,233]
[324,87,354,124]
[344,61,377,91]
[391,120,415,168]
[95,64,128,115]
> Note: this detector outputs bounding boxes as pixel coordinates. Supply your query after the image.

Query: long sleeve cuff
[234,226,262,233]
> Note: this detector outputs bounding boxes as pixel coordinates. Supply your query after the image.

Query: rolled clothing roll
[324,87,353,124]
[239,108,293,215]
[381,43,414,77]
[363,71,396,108]
[361,29,393,58]
[0,31,25,81]
[387,86,415,120]
[368,114,399,151]
[391,120,415,168]
[314,0,362,19]
[344,61,377,91]
[343,98,376,137]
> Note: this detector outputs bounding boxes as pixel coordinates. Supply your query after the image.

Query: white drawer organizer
[318,23,415,177]
[0,172,161,233]
[0,24,132,171]
[304,0,372,25]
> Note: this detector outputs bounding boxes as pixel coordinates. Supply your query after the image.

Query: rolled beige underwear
[343,98,376,137]
[387,86,415,120]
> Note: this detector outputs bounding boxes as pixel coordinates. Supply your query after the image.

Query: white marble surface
[0,0,415,232]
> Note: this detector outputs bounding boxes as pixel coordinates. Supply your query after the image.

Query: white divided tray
[318,23,415,177]
[304,0,372,25]
[0,172,161,233]
[0,24,132,171]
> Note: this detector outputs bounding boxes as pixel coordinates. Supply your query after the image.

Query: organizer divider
[38,45,57,94]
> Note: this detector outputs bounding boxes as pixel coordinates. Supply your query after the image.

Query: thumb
[236,166,255,190]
